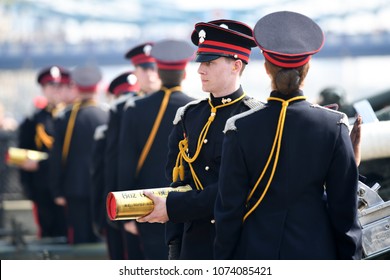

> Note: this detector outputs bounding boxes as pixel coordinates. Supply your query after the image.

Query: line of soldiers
[18,64,108,243]
[16,11,364,260]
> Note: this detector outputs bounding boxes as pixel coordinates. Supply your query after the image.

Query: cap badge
[199,29,206,44]
[143,44,152,56]
[222,97,232,104]
[50,66,61,79]
[127,74,138,85]
[219,24,229,29]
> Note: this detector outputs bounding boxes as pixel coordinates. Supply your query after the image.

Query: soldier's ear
[232,59,242,71]
[264,62,269,74]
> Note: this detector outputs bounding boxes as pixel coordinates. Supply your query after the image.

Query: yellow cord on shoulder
[173,93,246,190]
[61,99,97,165]
[62,101,81,164]
[243,95,306,222]
[136,86,181,175]
[35,124,54,150]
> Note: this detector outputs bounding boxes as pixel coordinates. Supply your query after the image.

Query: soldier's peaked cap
[37,65,71,85]
[253,11,324,68]
[191,19,256,64]
[71,65,102,93]
[125,42,156,68]
[151,39,195,70]
[108,71,140,96]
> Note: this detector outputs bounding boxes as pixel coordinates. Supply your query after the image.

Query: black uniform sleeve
[17,117,36,200]
[48,116,66,199]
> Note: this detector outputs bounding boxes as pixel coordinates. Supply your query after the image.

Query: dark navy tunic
[118,86,195,259]
[214,90,362,260]
[50,100,108,244]
[103,92,144,260]
[18,105,67,238]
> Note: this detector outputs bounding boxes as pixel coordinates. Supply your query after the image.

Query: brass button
[203,139,208,144]
[211,219,215,224]
[205,166,210,171]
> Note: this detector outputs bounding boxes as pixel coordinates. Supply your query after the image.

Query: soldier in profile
[137,19,261,260]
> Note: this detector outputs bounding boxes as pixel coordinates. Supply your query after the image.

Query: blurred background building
[1,0,390,69]
[1,0,390,119]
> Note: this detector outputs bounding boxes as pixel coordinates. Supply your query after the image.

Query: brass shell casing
[106,185,192,220]
[6,147,48,166]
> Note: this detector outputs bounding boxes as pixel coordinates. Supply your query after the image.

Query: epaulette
[110,94,135,112]
[94,124,108,141]
[223,104,266,133]
[243,97,265,110]
[311,104,350,130]
[100,102,111,112]
[123,94,145,111]
[173,98,205,125]
[339,113,351,130]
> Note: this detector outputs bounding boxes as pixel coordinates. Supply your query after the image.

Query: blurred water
[1,55,390,122]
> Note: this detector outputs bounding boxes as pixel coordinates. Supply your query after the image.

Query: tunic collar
[209,86,244,106]
[269,89,304,101]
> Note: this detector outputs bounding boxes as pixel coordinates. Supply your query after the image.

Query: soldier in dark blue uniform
[100,44,161,259]
[91,71,141,259]
[137,20,262,260]
[49,65,109,244]
[214,11,362,259]
[18,66,70,239]
[118,39,196,259]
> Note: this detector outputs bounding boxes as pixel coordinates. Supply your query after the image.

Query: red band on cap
[263,52,312,68]
[131,53,156,65]
[40,74,70,85]
[112,83,140,96]
[40,75,61,85]
[60,77,71,84]
[77,85,98,93]
[198,40,251,62]
[156,60,188,70]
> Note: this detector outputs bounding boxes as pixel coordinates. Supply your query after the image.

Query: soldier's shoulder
[242,96,265,110]
[24,109,38,122]
[173,98,207,125]
[310,103,350,128]
[224,102,266,133]
[94,124,108,140]
[123,94,145,111]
